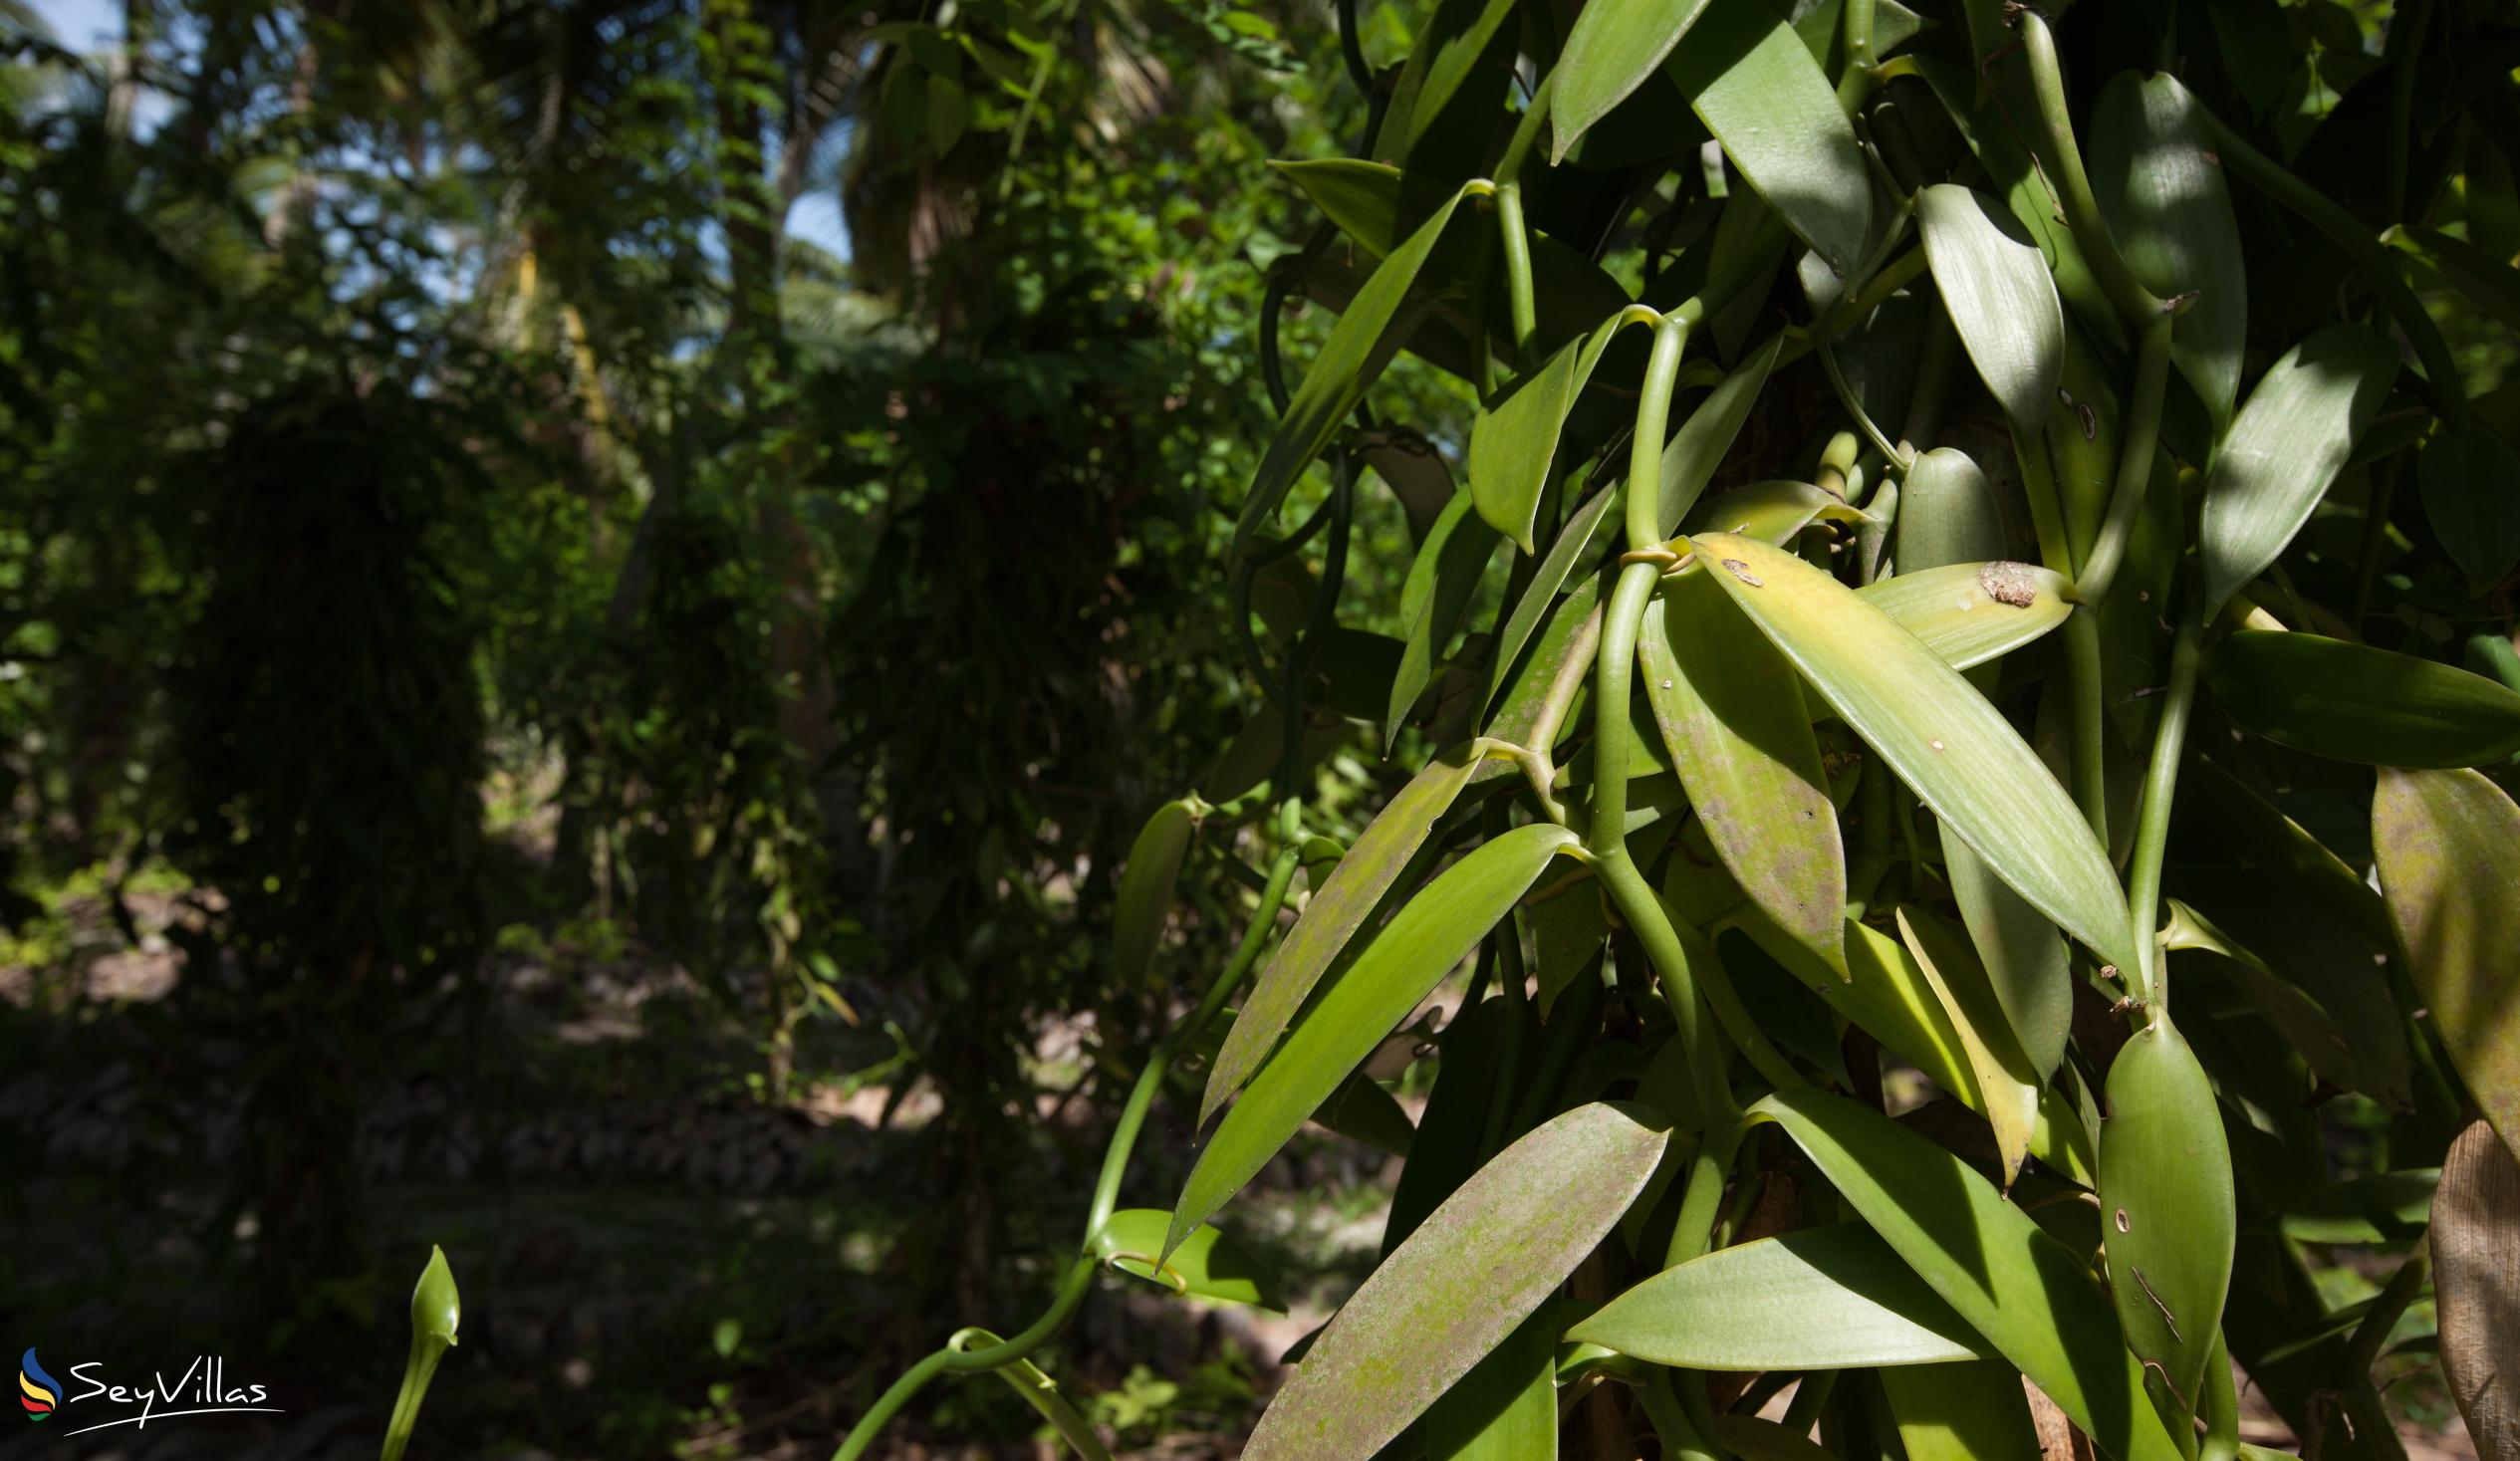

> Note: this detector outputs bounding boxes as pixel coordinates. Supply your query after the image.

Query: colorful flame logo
[19,1348,60,1422]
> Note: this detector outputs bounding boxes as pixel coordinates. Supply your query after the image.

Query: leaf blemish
[1929,739,1945,752]
[2115,1208,2131,1233]
[1720,559,1763,588]
[1978,562,2040,608]
[2132,1266,2183,1341]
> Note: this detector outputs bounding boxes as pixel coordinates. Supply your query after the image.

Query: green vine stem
[1495,183,1540,365]
[2124,602,2204,1008]
[954,1329,1117,1461]
[2072,314,2173,605]
[2016,12,2168,325]
[2199,109,2471,431]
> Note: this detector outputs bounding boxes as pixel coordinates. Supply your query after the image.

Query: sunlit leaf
[1665,0,1872,281]
[1687,532,2137,973]
[1859,560,2074,672]
[1750,1087,2188,1461]
[1093,1210,1288,1311]
[1569,1222,1994,1368]
[1898,906,2041,1186]
[1243,1102,1667,1459]
[1471,317,1624,551]
[2197,326,2398,615]
[1488,486,1620,709]
[1639,568,1845,975]
[1658,333,1785,536]
[1917,184,2064,428]
[1203,743,1483,1126]
[2097,1018,2235,1417]
[1553,0,1715,162]
[2090,73,2246,426]
[1173,823,1579,1256]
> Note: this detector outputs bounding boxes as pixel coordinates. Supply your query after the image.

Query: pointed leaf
[2393,225,2520,334]
[1471,317,1625,551]
[1943,832,2073,1080]
[2433,1119,2520,1461]
[1860,561,2075,672]
[1640,569,1846,974]
[2417,428,2520,598]
[412,1245,460,1346]
[2198,326,2398,616]
[2208,632,2520,769]
[1203,743,1483,1125]
[1094,1210,1289,1312]
[1488,485,1620,708]
[1658,332,1787,535]
[1571,1223,1994,1368]
[2375,769,2520,1165]
[2267,1169,2439,1244]
[1665,0,1872,281]
[1686,533,2138,973]
[1554,0,1715,161]
[1685,479,1848,545]
[1388,487,1505,749]
[1750,1086,2188,1461]
[1174,823,1580,1254]
[1918,184,2065,428]
[1898,906,2042,1187]
[1235,182,1476,560]
[2097,1018,2236,1415]
[1243,1101,1668,1460]
[2090,73,2247,426]
[1113,799,1197,986]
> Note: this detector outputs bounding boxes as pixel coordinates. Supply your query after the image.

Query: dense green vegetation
[2,0,2517,1457]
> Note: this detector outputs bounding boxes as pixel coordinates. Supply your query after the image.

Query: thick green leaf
[2197,326,2398,615]
[1883,1359,2044,1461]
[2433,1119,2520,1461]
[1483,566,1606,760]
[1570,1223,1994,1368]
[1859,561,2074,672]
[2418,428,2520,598]
[1093,1210,1289,1312]
[1897,446,2009,575]
[1471,317,1624,551]
[1243,1101,1667,1460]
[1173,823,1580,1255]
[1750,1087,2188,1461]
[2090,73,2247,426]
[1424,1300,1559,1460]
[1898,906,2041,1187]
[1203,743,1482,1126]
[1942,832,2073,1080]
[1112,799,1196,986]
[1488,485,1620,709]
[1685,479,1849,545]
[1658,333,1786,536]
[1665,0,1872,281]
[2097,1018,2236,1416]
[1375,0,1521,197]
[1687,533,2138,972]
[1528,877,1609,1017]
[1554,0,1715,162]
[1386,997,1522,1252]
[1233,180,1476,561]
[2266,1169,2439,1244]
[2208,632,2520,769]
[1917,184,2064,428]
[1388,488,1505,750]
[2375,769,2520,1166]
[1640,569,1845,975]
